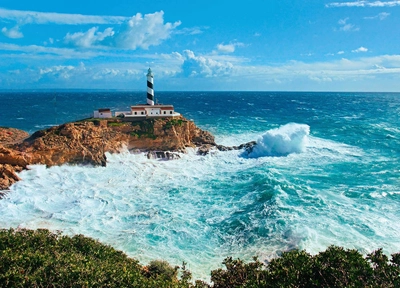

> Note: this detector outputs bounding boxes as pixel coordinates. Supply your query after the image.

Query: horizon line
[0,89,399,93]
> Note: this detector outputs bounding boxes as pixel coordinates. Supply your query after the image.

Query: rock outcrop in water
[0,116,257,191]
[0,128,30,192]
[0,116,218,191]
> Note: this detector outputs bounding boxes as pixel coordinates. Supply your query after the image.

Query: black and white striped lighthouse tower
[146,68,154,105]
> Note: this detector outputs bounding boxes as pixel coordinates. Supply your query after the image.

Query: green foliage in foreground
[211,247,400,288]
[1,229,400,287]
[0,229,189,287]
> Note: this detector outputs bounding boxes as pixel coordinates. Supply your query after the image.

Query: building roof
[131,104,174,109]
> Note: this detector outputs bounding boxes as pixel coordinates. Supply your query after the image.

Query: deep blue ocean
[1,91,400,279]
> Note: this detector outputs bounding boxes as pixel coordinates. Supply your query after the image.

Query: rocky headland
[0,116,255,192]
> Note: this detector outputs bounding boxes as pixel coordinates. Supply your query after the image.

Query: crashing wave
[247,123,310,157]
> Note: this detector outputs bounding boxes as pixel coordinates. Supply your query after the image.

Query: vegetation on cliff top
[1,228,400,287]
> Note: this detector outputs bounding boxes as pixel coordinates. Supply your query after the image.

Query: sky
[0,0,399,91]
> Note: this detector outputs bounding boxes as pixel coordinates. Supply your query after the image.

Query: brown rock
[0,127,29,145]
[0,115,220,190]
[17,121,129,167]
[0,164,21,191]
[127,116,216,152]
[0,145,33,167]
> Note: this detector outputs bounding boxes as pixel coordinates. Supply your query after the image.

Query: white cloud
[40,65,76,79]
[352,46,368,52]
[36,62,143,84]
[0,42,103,58]
[327,1,400,7]
[1,25,23,38]
[175,26,207,35]
[181,50,234,77]
[373,64,385,69]
[338,18,359,31]
[0,8,180,50]
[1,51,400,90]
[0,42,187,62]
[237,55,400,86]
[64,27,114,48]
[216,42,244,53]
[114,11,180,49]
[62,11,180,50]
[92,68,120,80]
[364,12,390,20]
[0,7,127,25]
[217,44,235,53]
[338,51,345,54]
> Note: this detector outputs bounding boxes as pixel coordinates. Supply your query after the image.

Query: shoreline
[0,116,255,191]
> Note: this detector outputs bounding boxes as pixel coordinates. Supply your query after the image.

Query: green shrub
[163,119,185,130]
[129,119,157,139]
[108,122,125,127]
[130,130,157,139]
[2,228,400,287]
[145,260,179,281]
[211,257,267,288]
[0,229,189,287]
[211,246,400,287]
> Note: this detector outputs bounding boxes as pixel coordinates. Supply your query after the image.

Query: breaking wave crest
[248,123,310,157]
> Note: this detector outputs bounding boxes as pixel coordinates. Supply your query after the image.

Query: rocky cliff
[0,127,29,145]
[0,145,26,192]
[126,117,216,151]
[0,116,217,191]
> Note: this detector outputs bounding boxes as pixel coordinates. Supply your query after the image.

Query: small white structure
[93,108,112,118]
[122,104,177,118]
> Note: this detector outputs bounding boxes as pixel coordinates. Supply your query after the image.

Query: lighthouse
[112,68,180,119]
[147,68,154,105]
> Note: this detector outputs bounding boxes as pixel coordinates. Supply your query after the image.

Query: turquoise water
[0,91,400,279]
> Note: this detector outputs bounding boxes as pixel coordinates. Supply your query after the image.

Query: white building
[115,104,178,118]
[93,108,112,118]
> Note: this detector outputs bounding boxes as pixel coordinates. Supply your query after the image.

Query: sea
[0,91,400,279]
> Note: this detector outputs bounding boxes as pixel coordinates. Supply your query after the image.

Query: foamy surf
[248,123,310,157]
[1,124,400,280]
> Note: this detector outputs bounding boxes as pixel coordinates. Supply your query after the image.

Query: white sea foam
[249,123,310,157]
[34,124,58,129]
[1,124,400,280]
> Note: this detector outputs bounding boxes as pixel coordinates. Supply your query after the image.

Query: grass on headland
[1,228,400,287]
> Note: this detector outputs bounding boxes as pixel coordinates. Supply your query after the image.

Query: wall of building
[94,111,112,118]
[145,108,161,115]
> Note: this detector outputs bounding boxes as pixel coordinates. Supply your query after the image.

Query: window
[170,111,173,114]
[164,111,166,114]
[134,112,137,115]
[141,111,144,115]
